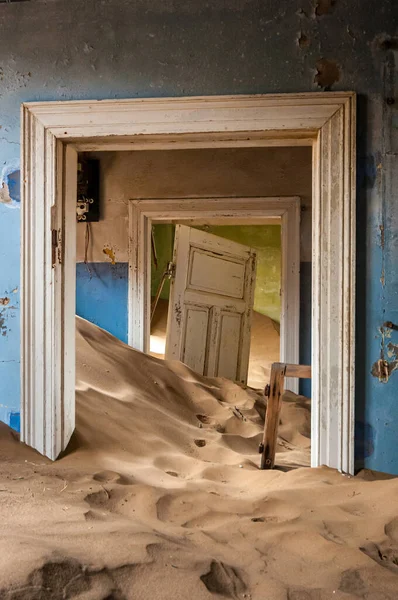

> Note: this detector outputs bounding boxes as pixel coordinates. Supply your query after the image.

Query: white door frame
[21,93,356,473]
[128,196,300,392]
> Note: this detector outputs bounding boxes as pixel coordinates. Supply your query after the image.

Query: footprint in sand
[339,568,368,596]
[85,486,137,520]
[196,414,224,433]
[196,414,211,424]
[0,558,134,599]
[194,439,206,447]
[360,541,398,573]
[93,470,134,486]
[200,560,247,598]
[85,488,110,508]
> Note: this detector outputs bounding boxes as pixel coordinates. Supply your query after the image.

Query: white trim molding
[128,196,300,392]
[21,92,356,473]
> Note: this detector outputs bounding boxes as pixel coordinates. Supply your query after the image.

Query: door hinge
[51,229,62,267]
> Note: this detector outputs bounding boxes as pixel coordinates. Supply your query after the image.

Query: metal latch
[165,261,176,279]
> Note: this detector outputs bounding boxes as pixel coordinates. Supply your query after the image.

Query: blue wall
[0,202,20,429]
[0,0,397,473]
[76,263,129,344]
[299,262,312,398]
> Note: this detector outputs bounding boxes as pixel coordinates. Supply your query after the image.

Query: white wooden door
[21,141,77,460]
[165,225,257,384]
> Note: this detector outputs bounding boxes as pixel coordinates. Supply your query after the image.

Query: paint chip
[103,247,116,265]
[0,297,10,306]
[0,165,20,206]
[0,182,11,204]
[0,310,7,336]
[297,32,310,49]
[314,58,340,90]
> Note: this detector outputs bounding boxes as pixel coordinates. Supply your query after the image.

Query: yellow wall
[151,223,281,323]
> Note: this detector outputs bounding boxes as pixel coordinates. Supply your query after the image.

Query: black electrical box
[77,158,100,222]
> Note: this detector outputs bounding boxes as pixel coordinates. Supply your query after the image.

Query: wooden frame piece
[128,196,300,391]
[260,363,312,469]
[21,92,356,473]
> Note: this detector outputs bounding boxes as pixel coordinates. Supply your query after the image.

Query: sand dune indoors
[0,317,397,599]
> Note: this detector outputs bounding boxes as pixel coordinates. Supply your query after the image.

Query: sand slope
[0,317,397,599]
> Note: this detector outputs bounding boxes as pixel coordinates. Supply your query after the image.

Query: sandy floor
[0,317,397,599]
[150,299,280,389]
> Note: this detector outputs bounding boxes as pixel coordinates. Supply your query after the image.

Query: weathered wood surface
[285,364,312,379]
[260,362,311,470]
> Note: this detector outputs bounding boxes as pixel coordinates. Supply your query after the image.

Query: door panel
[188,249,246,298]
[166,225,256,384]
[181,305,210,373]
[215,311,242,380]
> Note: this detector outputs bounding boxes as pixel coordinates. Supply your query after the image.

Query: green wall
[151,225,175,302]
[151,224,281,322]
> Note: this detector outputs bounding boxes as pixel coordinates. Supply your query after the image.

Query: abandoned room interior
[75,148,311,392]
[0,1,397,598]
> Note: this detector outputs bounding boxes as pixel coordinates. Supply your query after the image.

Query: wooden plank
[260,363,287,469]
[285,364,311,379]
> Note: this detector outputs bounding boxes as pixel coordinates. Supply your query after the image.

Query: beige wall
[77,147,312,263]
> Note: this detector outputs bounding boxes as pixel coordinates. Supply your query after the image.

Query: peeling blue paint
[6,169,20,203]
[0,161,20,207]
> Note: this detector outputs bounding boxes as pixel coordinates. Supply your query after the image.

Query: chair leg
[260,363,286,469]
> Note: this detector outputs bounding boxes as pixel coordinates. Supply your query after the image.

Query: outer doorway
[129,196,300,392]
[20,93,356,473]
